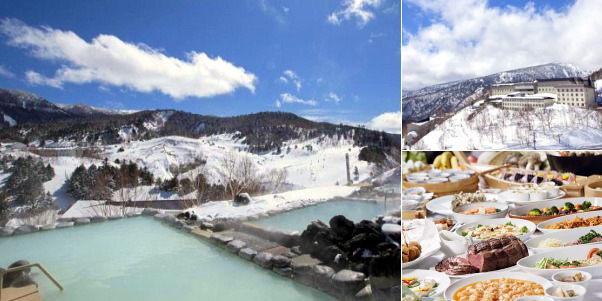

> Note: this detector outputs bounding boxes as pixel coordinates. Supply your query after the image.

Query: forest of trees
[1,156,54,211]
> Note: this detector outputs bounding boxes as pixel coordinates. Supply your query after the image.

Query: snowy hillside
[403,63,591,121]
[412,104,602,149]
[0,133,383,211]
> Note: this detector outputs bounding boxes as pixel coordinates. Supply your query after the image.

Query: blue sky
[402,0,602,90]
[0,0,400,133]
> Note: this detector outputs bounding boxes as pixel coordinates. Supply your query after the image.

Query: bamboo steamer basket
[402,172,479,197]
[484,168,586,194]
[584,175,602,197]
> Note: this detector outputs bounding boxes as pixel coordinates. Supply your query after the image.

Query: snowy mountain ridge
[402,62,592,122]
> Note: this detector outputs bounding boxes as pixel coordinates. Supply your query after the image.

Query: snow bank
[191,186,359,222]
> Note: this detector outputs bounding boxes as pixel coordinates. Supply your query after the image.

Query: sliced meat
[590,237,602,243]
[467,250,498,272]
[435,256,476,274]
[446,265,479,275]
[566,240,582,246]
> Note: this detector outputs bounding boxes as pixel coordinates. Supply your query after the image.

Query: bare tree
[220,151,258,200]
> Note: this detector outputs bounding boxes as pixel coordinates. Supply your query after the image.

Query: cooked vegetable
[583,201,592,210]
[521,226,528,233]
[587,248,600,259]
[461,231,468,236]
[505,221,515,227]
[528,209,542,216]
[579,230,602,244]
[408,281,420,288]
[550,206,559,214]
[564,202,575,211]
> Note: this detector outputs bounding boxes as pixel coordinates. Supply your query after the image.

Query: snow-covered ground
[412,104,602,149]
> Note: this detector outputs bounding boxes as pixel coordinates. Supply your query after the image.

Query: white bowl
[454,218,536,242]
[537,210,602,233]
[515,296,554,301]
[525,226,602,254]
[543,186,560,198]
[517,244,602,278]
[452,201,509,224]
[545,283,586,301]
[507,190,531,202]
[403,187,427,196]
[427,177,448,183]
[530,190,549,202]
[439,230,469,256]
[402,269,451,297]
[551,270,592,289]
[444,272,553,300]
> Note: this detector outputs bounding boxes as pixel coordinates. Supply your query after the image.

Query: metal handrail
[0,263,63,301]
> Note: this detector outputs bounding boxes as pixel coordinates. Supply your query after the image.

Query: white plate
[517,244,602,278]
[537,210,602,233]
[429,251,528,278]
[455,218,536,242]
[402,269,451,297]
[499,190,566,205]
[444,271,553,300]
[403,246,441,269]
[426,194,499,216]
[525,226,602,253]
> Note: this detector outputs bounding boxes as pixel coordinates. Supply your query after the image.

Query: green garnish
[505,221,516,227]
[496,209,501,212]
[477,224,483,228]
[521,226,528,233]
[461,231,468,236]
[408,281,420,288]
[596,251,602,257]
[579,230,601,244]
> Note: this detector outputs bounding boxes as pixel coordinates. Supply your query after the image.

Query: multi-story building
[489,77,597,108]
[490,92,555,110]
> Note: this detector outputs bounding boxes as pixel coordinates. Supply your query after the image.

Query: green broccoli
[550,206,559,214]
[521,226,528,233]
[583,201,592,210]
[461,231,468,236]
[505,222,515,227]
[564,202,575,211]
[528,209,542,216]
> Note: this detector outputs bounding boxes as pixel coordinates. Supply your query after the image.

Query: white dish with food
[455,218,536,242]
[517,244,602,278]
[537,210,602,234]
[545,283,586,301]
[525,226,602,254]
[402,269,451,298]
[403,187,427,197]
[452,202,509,224]
[551,270,591,289]
[444,271,552,300]
[509,197,602,219]
[402,219,441,269]
[425,192,500,216]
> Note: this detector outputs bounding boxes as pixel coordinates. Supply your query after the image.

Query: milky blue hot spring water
[0,218,334,300]
[252,199,399,232]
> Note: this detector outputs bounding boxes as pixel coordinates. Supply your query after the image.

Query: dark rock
[210,233,234,245]
[293,272,314,286]
[1,226,15,237]
[273,267,293,277]
[213,222,228,232]
[353,220,382,237]
[376,242,398,253]
[344,233,385,252]
[299,220,330,253]
[331,269,366,291]
[233,193,252,206]
[253,252,273,269]
[108,215,123,220]
[238,248,257,261]
[323,245,348,267]
[200,222,214,231]
[290,246,303,255]
[9,260,31,274]
[329,215,356,240]
[291,261,314,275]
[74,218,91,225]
[226,240,247,254]
[312,265,335,292]
[10,274,37,288]
[14,225,38,235]
[90,216,108,223]
[182,225,198,232]
[369,250,401,277]
[281,251,298,259]
[271,255,291,268]
[355,284,372,299]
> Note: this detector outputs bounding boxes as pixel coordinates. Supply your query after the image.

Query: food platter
[429,253,523,279]
[443,272,553,300]
[537,210,602,234]
[525,226,602,254]
[454,218,536,243]
[404,246,441,269]
[509,197,602,225]
[517,244,602,278]
[426,194,499,216]
[402,269,451,297]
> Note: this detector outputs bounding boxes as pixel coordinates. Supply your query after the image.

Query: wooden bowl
[585,179,602,197]
[402,172,478,196]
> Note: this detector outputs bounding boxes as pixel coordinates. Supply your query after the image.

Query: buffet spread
[402,151,602,301]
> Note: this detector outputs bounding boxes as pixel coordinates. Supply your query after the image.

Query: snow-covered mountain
[402,63,592,122]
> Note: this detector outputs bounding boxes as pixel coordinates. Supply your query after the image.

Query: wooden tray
[484,168,586,192]
[402,172,479,197]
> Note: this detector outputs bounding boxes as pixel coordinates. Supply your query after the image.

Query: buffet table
[404,201,602,300]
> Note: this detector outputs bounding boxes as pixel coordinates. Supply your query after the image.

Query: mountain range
[402,62,593,122]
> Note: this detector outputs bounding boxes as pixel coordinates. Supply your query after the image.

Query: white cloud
[0,65,15,78]
[0,18,257,99]
[275,93,317,107]
[325,92,342,104]
[367,111,400,134]
[278,69,302,91]
[402,0,602,90]
[328,0,383,27]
